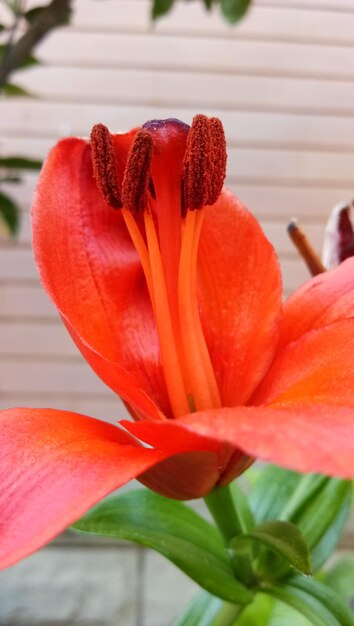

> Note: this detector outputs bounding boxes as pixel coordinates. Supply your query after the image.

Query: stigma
[90,115,227,419]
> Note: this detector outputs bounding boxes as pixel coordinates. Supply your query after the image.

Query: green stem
[204,484,244,544]
[204,484,255,586]
[208,602,244,626]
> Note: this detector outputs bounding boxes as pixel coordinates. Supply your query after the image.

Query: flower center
[90,115,226,418]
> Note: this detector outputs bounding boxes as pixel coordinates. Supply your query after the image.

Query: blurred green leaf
[0,175,22,184]
[1,83,31,97]
[266,577,354,626]
[24,6,48,23]
[323,555,354,606]
[25,4,71,25]
[220,0,252,23]
[18,54,41,69]
[152,0,175,19]
[250,465,301,523]
[73,489,253,604]
[250,466,351,571]
[172,592,224,626]
[0,191,19,235]
[203,0,214,9]
[231,520,311,577]
[172,590,243,626]
[310,484,352,570]
[236,593,275,625]
[0,156,42,170]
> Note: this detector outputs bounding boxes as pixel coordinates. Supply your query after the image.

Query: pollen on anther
[90,124,122,208]
[122,129,154,213]
[208,117,227,205]
[182,114,227,213]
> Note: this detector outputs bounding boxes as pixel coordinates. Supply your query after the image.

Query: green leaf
[25,4,71,25]
[1,83,31,97]
[172,592,223,626]
[0,191,19,235]
[203,0,215,9]
[220,0,252,23]
[18,54,40,69]
[24,6,47,23]
[296,480,351,560]
[323,555,354,606]
[73,489,253,604]
[265,578,354,626]
[290,576,354,626]
[236,593,275,626]
[310,485,351,570]
[152,0,175,19]
[172,590,243,626]
[231,521,311,576]
[0,156,42,170]
[250,465,301,523]
[250,466,351,569]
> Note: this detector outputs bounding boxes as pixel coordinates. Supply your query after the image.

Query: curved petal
[251,318,354,407]
[176,404,354,478]
[138,451,220,500]
[122,418,249,497]
[0,408,169,569]
[197,192,282,405]
[64,318,165,422]
[279,257,354,350]
[32,137,170,416]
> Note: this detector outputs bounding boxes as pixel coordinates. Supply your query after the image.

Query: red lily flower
[2,115,354,570]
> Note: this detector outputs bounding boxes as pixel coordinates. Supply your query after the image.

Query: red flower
[2,115,354,570]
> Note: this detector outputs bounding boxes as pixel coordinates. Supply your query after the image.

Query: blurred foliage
[151,0,253,23]
[0,0,72,235]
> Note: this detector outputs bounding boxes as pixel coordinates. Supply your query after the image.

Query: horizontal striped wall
[0,0,353,421]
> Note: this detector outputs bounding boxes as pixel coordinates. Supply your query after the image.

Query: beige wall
[0,0,353,421]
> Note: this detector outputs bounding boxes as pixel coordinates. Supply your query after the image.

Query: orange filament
[178,210,221,411]
[90,124,122,208]
[144,211,190,417]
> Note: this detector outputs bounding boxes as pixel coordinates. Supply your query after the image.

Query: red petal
[64,318,164,421]
[0,408,169,569]
[138,451,220,500]
[122,419,245,498]
[177,404,354,478]
[197,192,282,405]
[252,319,354,407]
[279,257,354,349]
[32,137,170,416]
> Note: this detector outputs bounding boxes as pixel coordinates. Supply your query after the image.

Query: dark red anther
[90,124,122,208]
[182,114,227,214]
[208,117,227,205]
[122,129,154,213]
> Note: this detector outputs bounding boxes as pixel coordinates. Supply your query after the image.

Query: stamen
[121,208,153,295]
[144,211,190,417]
[287,220,326,276]
[182,114,227,212]
[122,130,154,213]
[208,117,227,205]
[90,124,122,208]
[178,210,221,410]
